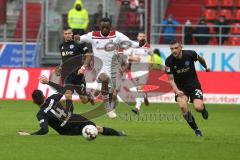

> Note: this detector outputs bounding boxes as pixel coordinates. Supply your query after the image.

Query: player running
[126,32,154,115]
[75,17,139,118]
[165,39,209,137]
[55,27,94,112]
[18,76,125,137]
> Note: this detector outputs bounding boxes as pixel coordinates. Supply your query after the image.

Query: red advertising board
[0,68,239,104]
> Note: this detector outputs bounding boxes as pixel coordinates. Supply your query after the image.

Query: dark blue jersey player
[18,76,125,137]
[165,39,209,137]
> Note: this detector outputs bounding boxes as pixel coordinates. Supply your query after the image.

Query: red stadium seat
[228,37,240,45]
[219,9,232,21]
[236,0,240,8]
[208,37,218,45]
[207,22,216,33]
[204,0,218,8]
[230,23,240,34]
[233,10,240,21]
[220,0,234,8]
[207,23,217,45]
[204,9,217,21]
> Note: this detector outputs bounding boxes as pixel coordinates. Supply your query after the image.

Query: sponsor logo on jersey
[61,51,74,56]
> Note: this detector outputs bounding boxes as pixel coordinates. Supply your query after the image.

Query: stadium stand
[230,23,240,34]
[204,9,217,21]
[236,0,240,8]
[220,0,234,8]
[162,0,240,46]
[233,9,240,21]
[218,9,232,21]
[228,36,240,45]
[204,0,218,8]
[13,3,41,41]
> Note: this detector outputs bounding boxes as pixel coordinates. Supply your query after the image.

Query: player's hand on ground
[205,68,211,72]
[39,75,49,84]
[54,67,61,76]
[176,90,184,97]
[18,131,30,136]
[74,34,80,42]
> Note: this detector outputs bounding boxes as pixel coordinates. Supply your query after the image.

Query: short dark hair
[169,39,182,45]
[63,26,72,31]
[138,31,145,35]
[32,89,44,106]
[100,17,112,25]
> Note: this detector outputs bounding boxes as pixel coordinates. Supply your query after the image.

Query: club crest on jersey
[70,44,74,49]
[185,61,190,66]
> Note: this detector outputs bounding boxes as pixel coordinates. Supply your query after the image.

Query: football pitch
[0,101,239,160]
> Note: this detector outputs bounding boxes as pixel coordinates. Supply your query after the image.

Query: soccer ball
[82,125,98,140]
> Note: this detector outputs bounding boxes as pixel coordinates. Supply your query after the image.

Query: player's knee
[112,92,117,101]
[193,99,204,112]
[99,74,109,82]
[177,101,188,111]
[179,105,188,113]
[194,104,203,112]
[65,90,73,100]
[80,96,88,104]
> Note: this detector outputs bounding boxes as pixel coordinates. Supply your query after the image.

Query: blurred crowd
[65,0,144,41]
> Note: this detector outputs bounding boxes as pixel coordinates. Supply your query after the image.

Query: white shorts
[95,68,116,90]
[130,63,149,86]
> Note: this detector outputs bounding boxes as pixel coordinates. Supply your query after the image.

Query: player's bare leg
[98,73,115,118]
[79,95,89,104]
[177,96,202,136]
[138,85,149,106]
[193,99,208,120]
[78,93,95,105]
[132,85,148,115]
[110,88,119,114]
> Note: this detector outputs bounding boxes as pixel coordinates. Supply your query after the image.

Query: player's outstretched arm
[74,33,92,44]
[198,56,210,72]
[39,75,66,94]
[18,119,49,136]
[30,127,49,135]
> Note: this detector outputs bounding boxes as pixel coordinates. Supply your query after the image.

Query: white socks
[135,97,144,110]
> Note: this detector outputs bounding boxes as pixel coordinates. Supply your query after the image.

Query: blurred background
[1,0,240,67]
[0,0,239,103]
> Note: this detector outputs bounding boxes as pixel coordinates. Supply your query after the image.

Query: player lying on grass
[18,76,125,136]
[165,39,209,137]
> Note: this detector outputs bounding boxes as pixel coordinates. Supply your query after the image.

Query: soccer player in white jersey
[126,32,154,115]
[75,18,139,118]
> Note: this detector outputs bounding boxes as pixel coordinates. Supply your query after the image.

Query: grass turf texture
[0,101,239,160]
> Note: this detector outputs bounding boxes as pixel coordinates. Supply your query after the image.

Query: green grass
[0,101,240,160]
